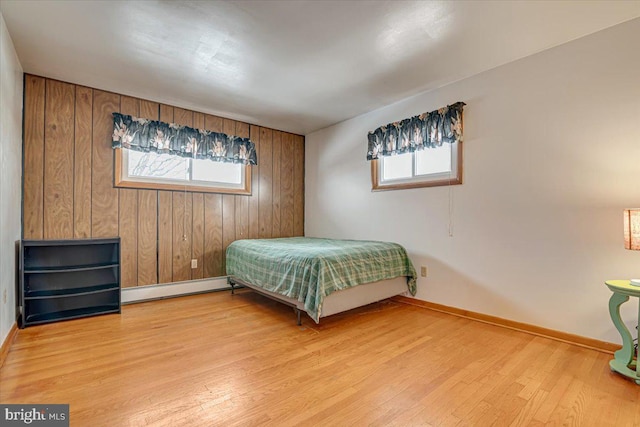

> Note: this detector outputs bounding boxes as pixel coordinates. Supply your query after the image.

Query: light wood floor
[2,290,639,426]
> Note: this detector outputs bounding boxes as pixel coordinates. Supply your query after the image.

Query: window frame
[114,148,252,195]
[371,140,463,191]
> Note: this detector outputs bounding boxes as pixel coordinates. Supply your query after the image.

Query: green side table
[606,279,640,384]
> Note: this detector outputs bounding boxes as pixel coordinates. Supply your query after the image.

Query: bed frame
[228,276,409,325]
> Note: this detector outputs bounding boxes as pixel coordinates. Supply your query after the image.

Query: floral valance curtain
[112,113,257,165]
[366,102,465,160]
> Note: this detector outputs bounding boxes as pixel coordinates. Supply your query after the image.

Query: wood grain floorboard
[1,292,638,426]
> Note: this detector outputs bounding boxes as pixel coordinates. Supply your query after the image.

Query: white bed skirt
[235,276,410,320]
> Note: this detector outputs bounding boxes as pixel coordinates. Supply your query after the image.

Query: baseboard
[392,296,619,354]
[122,277,230,304]
[0,322,18,368]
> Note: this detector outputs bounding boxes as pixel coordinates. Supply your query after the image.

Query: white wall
[0,11,23,346]
[305,18,640,344]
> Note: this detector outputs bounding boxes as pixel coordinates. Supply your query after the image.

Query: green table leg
[608,291,640,383]
[610,292,633,365]
[637,300,640,385]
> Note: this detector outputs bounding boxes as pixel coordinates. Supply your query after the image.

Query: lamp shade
[624,209,640,250]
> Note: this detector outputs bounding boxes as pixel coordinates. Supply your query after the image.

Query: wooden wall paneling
[204,114,223,134]
[221,194,235,275]
[223,118,236,136]
[235,122,250,240]
[174,107,192,128]
[23,75,46,239]
[280,133,295,237]
[158,191,173,284]
[248,125,261,239]
[236,122,249,137]
[221,119,237,274]
[118,96,140,287]
[23,76,304,286]
[293,135,305,236]
[120,96,139,115]
[272,131,282,237]
[191,193,204,279]
[193,113,205,131]
[203,194,223,277]
[172,191,193,282]
[160,104,174,123]
[138,190,158,286]
[258,127,273,239]
[158,105,174,283]
[121,96,139,117]
[119,189,138,287]
[91,90,120,237]
[140,100,159,121]
[234,187,248,240]
[202,114,224,278]
[171,108,194,282]
[191,112,205,280]
[137,99,159,286]
[43,80,75,239]
[74,86,92,238]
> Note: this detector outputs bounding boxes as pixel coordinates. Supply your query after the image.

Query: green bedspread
[226,237,417,322]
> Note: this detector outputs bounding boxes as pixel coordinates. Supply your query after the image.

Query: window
[114,148,251,194]
[371,141,462,191]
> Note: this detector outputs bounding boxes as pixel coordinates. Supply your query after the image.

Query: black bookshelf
[19,238,121,328]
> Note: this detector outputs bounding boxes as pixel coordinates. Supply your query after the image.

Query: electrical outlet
[191,259,198,269]
[420,266,427,277]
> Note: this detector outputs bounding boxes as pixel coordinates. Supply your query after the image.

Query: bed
[226,237,417,324]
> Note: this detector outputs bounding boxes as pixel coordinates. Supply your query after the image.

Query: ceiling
[2,1,639,135]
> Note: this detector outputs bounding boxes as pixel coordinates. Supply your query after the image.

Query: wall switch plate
[2,289,6,304]
[191,259,198,269]
[420,266,427,277]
